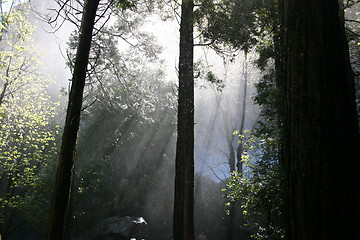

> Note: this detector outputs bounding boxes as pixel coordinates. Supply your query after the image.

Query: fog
[29,0,73,93]
[13,1,260,239]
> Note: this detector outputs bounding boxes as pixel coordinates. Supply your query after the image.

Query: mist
[2,1,261,240]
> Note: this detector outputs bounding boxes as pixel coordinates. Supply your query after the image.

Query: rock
[78,216,148,240]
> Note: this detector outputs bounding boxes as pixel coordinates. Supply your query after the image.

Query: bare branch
[194,39,215,47]
[81,98,97,112]
[345,19,360,26]
[345,0,360,8]
[199,157,226,183]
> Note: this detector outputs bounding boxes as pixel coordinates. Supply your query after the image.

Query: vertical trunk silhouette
[173,0,195,240]
[221,110,236,173]
[281,0,360,239]
[227,53,249,240]
[46,1,100,240]
[236,53,248,175]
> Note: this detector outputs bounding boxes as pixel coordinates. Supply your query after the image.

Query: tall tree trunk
[173,0,195,240]
[46,1,100,240]
[236,53,248,175]
[282,1,360,239]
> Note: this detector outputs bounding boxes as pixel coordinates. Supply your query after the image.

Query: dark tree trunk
[222,110,236,173]
[46,1,100,240]
[173,0,195,240]
[282,0,360,239]
[228,138,236,173]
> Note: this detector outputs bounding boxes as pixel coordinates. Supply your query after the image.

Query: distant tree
[281,0,360,239]
[173,0,195,240]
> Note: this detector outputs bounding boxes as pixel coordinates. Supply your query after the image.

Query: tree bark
[46,1,100,240]
[282,0,360,239]
[173,0,195,240]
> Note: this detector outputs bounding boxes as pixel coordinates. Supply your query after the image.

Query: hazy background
[19,1,261,239]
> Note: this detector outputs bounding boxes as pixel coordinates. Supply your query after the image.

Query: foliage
[223,130,284,240]
[192,59,225,92]
[0,7,38,104]
[0,1,25,30]
[254,69,282,137]
[0,7,60,238]
[195,0,279,63]
[66,10,165,113]
[116,0,136,10]
[195,0,259,53]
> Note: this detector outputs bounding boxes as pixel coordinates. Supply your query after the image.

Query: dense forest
[0,0,359,240]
